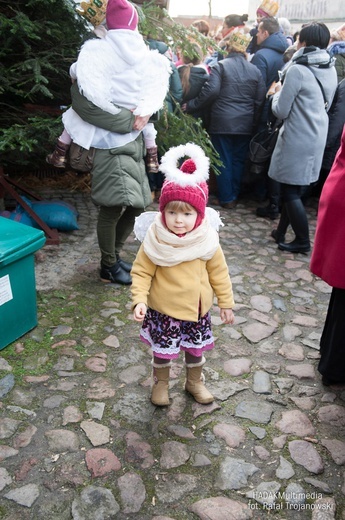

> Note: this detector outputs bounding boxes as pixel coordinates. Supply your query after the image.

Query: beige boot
[185,357,214,404]
[151,361,171,406]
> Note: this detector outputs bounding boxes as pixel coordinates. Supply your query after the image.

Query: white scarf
[143,213,219,267]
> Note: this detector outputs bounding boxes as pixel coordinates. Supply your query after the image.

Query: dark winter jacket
[185,52,266,135]
[328,41,345,83]
[247,25,259,55]
[178,65,209,103]
[322,79,345,171]
[251,31,289,89]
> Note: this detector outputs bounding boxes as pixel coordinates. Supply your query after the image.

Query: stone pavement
[0,186,344,520]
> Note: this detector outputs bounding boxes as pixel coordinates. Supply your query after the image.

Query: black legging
[275,183,309,239]
[280,183,308,202]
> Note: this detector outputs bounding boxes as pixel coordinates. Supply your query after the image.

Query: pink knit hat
[159,143,210,229]
[106,0,138,31]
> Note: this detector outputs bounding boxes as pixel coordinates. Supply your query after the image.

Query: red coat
[310,125,345,289]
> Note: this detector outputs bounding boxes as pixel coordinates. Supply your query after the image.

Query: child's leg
[184,353,214,404]
[59,129,73,145]
[140,308,181,406]
[46,129,72,168]
[143,123,159,174]
[151,356,171,406]
[142,123,156,148]
[182,313,215,404]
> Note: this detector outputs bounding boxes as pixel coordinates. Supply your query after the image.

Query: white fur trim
[152,360,172,368]
[159,143,210,186]
[185,355,206,368]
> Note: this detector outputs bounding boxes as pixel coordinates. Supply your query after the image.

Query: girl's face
[221,23,232,38]
[164,207,198,235]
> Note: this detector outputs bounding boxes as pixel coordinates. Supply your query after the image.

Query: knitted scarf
[281,46,335,83]
[143,213,219,267]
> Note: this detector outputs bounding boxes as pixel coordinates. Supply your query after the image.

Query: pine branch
[155,103,222,175]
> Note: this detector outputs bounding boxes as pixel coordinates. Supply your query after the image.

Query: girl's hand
[220,308,235,325]
[133,115,151,131]
[133,303,147,322]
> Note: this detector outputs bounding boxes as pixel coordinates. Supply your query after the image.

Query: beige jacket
[131,245,234,322]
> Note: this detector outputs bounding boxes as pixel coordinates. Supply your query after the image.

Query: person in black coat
[184,31,266,208]
[251,16,289,217]
[177,44,209,122]
[314,79,345,195]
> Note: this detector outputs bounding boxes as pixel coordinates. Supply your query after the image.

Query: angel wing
[206,207,224,231]
[134,211,158,242]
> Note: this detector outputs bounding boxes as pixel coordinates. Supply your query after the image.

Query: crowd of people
[47,0,345,401]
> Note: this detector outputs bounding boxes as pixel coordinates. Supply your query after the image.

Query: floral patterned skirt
[140,307,214,360]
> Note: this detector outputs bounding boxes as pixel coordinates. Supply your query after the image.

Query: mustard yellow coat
[131,245,234,322]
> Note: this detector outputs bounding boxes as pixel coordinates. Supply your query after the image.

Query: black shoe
[100,262,132,285]
[116,256,132,273]
[271,229,285,244]
[256,204,280,220]
[278,239,310,254]
[221,200,237,209]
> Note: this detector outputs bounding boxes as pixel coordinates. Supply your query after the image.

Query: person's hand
[220,308,235,324]
[133,115,151,131]
[274,81,282,93]
[133,303,147,322]
[181,103,187,112]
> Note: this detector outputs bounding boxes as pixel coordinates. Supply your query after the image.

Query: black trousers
[318,287,345,383]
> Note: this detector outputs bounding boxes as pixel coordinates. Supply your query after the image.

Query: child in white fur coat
[46,0,171,174]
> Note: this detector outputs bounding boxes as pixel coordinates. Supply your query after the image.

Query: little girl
[131,143,235,406]
[46,0,171,174]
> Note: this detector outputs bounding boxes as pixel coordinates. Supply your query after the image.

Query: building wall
[172,15,223,34]
[248,0,345,22]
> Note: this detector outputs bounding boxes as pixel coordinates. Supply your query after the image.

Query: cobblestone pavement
[0,187,344,520]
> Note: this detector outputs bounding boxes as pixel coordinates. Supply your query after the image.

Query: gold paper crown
[227,31,251,53]
[332,23,345,41]
[257,0,279,17]
[76,0,108,26]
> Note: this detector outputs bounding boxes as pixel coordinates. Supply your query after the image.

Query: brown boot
[151,361,171,406]
[146,146,159,174]
[185,357,214,404]
[46,139,70,168]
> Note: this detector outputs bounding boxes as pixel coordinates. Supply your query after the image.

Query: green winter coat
[71,83,152,208]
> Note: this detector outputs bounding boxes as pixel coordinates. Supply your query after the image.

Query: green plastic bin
[0,217,46,350]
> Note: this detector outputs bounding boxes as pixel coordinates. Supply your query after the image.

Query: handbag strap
[314,76,328,110]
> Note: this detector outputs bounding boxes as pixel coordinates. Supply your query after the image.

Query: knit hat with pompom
[106,0,138,31]
[159,143,209,229]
